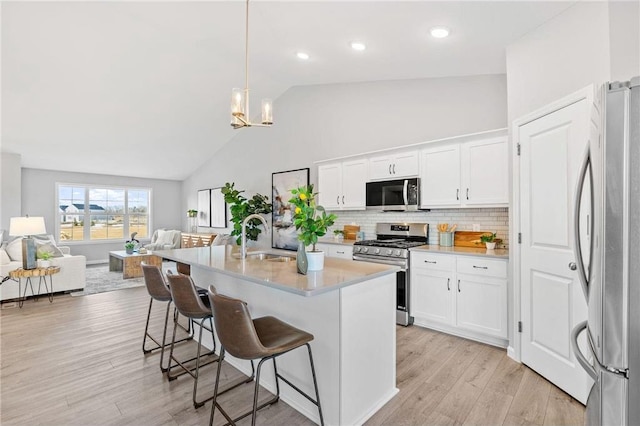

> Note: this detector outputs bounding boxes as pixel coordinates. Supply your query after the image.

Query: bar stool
[207,285,324,426]
[141,263,193,372]
[165,272,220,408]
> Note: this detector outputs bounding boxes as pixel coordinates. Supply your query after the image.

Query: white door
[318,163,342,210]
[420,145,461,207]
[341,160,367,210]
[518,98,591,404]
[462,137,509,206]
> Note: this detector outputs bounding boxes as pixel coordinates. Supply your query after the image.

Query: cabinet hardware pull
[456,189,459,200]
[337,251,344,254]
[447,278,450,291]
[337,196,340,204]
[457,279,461,292]
[424,260,437,264]
[392,164,396,174]
[472,265,488,269]
[389,164,392,174]
[466,188,469,200]
[342,195,345,204]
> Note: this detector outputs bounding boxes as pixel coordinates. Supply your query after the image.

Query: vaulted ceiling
[2,1,574,180]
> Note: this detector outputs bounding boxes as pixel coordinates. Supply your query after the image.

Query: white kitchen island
[155,245,399,426]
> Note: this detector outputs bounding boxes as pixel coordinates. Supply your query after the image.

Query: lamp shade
[9,216,46,236]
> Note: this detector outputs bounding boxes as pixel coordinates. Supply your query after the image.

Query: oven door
[352,255,413,326]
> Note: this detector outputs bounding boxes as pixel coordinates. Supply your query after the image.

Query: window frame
[56,183,153,244]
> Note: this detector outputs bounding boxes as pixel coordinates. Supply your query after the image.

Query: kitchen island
[155,246,399,426]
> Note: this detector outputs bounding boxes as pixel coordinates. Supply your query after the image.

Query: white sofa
[0,246,86,301]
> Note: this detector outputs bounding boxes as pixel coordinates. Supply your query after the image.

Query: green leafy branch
[221,182,272,245]
[289,184,337,252]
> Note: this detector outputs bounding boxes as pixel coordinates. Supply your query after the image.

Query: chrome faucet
[240,214,270,259]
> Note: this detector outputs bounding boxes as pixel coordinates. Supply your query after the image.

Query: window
[57,184,151,242]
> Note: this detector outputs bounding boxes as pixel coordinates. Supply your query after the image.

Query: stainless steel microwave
[366,178,420,211]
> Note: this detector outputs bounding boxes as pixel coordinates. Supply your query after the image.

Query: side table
[8,266,61,308]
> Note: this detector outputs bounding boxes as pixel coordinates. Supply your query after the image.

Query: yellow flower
[295,207,301,214]
[299,193,307,201]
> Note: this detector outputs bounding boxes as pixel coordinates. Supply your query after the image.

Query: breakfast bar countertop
[154,245,399,297]
[411,245,509,259]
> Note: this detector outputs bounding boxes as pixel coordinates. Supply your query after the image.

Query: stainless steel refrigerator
[571,77,639,426]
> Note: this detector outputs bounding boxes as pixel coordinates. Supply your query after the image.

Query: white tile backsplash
[330,208,509,247]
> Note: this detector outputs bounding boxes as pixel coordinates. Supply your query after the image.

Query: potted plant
[37,251,52,268]
[289,185,337,272]
[480,232,498,250]
[222,182,272,245]
[124,241,136,254]
[187,209,198,218]
[333,229,344,242]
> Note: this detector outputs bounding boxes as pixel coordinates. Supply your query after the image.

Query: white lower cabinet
[315,243,353,259]
[410,251,508,347]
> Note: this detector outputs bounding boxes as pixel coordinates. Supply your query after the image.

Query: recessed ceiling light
[430,27,450,38]
[296,52,310,60]
[350,41,366,51]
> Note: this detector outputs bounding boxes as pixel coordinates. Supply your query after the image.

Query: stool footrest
[275,372,319,406]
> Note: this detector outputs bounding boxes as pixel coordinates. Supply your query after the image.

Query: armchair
[145,229,181,251]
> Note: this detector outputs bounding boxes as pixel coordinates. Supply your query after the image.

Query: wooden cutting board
[454,231,492,248]
[343,225,360,240]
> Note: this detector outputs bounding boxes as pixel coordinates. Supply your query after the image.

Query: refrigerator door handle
[571,320,598,380]
[573,145,593,300]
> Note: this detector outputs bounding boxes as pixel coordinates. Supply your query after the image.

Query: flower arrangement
[289,185,337,252]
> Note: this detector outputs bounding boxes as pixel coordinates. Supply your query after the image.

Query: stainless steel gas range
[352,223,429,326]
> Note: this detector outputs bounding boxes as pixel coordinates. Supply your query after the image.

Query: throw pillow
[35,240,65,258]
[156,230,176,246]
[5,237,23,262]
[0,248,10,265]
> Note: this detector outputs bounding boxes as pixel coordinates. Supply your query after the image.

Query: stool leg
[193,322,205,408]
[142,298,154,354]
[251,357,268,426]
[209,348,225,426]
[166,314,180,380]
[158,301,172,372]
[306,343,325,426]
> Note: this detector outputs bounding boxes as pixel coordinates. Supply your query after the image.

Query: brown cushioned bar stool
[165,272,221,408]
[207,285,324,426]
[141,263,194,372]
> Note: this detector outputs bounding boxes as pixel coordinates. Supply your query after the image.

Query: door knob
[568,262,577,271]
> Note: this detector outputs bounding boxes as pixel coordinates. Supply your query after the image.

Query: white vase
[485,242,496,250]
[38,260,51,268]
[307,251,325,271]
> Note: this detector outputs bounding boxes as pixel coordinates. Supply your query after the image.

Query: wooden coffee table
[8,266,61,308]
[109,251,162,279]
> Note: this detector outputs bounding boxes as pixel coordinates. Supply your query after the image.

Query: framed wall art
[272,168,309,251]
[197,189,211,227]
[210,187,227,228]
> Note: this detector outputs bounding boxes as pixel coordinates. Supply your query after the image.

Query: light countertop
[154,246,398,297]
[410,245,509,259]
[317,238,357,246]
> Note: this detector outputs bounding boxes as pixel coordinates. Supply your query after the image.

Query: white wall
[21,168,182,263]
[609,0,640,82]
[183,74,508,240]
[506,1,611,122]
[1,152,22,233]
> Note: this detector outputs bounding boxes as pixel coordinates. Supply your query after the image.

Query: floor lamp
[9,216,46,270]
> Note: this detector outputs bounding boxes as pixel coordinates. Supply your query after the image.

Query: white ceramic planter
[38,260,51,268]
[307,251,325,271]
[485,242,496,250]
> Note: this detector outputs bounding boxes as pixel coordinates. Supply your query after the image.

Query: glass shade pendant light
[230,0,273,129]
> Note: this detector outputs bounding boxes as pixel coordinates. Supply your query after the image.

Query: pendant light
[230,0,273,129]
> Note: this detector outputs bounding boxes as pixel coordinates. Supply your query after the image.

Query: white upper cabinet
[369,150,419,180]
[318,159,367,211]
[420,134,508,208]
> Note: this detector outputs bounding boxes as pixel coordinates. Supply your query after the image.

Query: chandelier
[230,0,273,129]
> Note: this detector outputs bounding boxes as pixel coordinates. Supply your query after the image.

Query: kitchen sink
[233,251,296,262]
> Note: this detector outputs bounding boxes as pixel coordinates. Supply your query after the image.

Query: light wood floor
[0,287,585,425]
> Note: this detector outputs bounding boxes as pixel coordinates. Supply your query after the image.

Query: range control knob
[394,249,402,256]
[353,246,360,253]
[374,248,381,254]
[385,249,393,256]
[362,247,369,253]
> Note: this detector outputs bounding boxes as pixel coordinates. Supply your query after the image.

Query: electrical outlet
[472,224,481,231]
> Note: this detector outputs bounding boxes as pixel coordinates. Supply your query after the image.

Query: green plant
[221,182,273,245]
[124,242,136,250]
[37,251,52,261]
[289,184,337,252]
[333,229,344,236]
[187,209,198,217]
[480,232,497,243]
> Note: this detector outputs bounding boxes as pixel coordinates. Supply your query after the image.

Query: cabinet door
[411,267,454,325]
[455,273,507,338]
[368,155,394,180]
[461,137,508,206]
[392,151,419,177]
[341,160,367,210]
[318,163,342,210]
[420,145,461,207]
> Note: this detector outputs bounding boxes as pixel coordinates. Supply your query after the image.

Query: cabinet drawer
[411,252,455,271]
[456,257,507,278]
[329,245,353,259]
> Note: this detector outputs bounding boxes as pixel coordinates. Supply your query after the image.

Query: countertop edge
[410,245,509,259]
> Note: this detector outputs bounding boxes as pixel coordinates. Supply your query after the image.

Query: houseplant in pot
[124,241,136,254]
[289,184,337,272]
[480,232,498,250]
[37,251,52,268]
[222,182,272,246]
